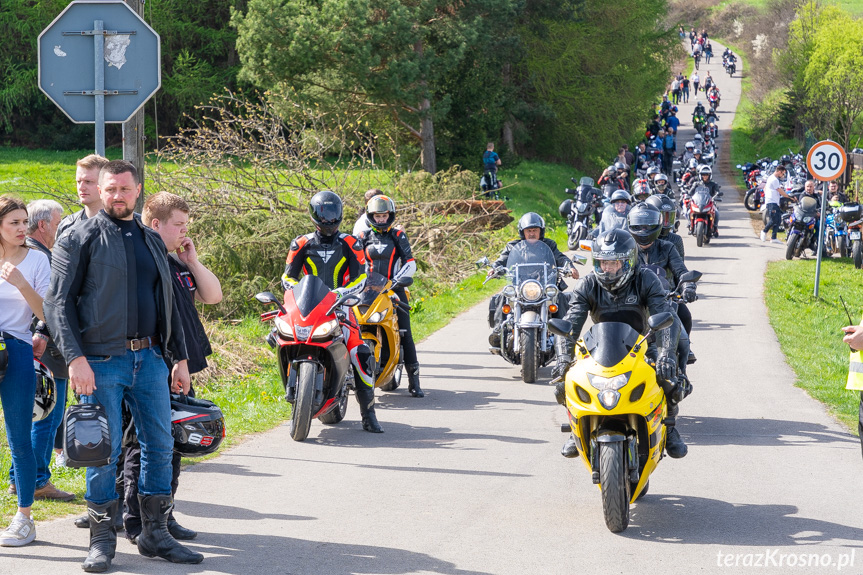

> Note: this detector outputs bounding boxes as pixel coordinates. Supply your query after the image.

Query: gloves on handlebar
[682,284,697,303]
[656,352,678,382]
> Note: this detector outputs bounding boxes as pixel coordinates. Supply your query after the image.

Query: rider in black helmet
[646,194,685,259]
[557,228,688,459]
[282,190,383,432]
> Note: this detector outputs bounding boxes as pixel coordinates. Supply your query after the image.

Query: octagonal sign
[38,0,161,123]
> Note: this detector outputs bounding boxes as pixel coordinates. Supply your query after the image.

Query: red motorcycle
[255,275,361,441]
[684,184,720,247]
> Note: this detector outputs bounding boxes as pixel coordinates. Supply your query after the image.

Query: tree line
[1,0,676,173]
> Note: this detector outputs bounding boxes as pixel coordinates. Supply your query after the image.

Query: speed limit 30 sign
[806,140,847,181]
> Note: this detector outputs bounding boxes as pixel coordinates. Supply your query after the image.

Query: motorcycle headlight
[367,309,388,323]
[545,285,559,298]
[312,319,340,340]
[598,390,621,410]
[275,317,293,339]
[521,281,543,302]
[588,372,630,392]
[803,217,814,223]
[503,285,517,298]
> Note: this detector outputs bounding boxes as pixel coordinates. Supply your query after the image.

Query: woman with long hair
[0,195,51,546]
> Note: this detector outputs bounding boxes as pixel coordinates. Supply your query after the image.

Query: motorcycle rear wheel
[785,234,799,261]
[854,240,863,269]
[520,329,538,384]
[319,391,348,424]
[695,221,705,247]
[290,362,316,441]
[838,235,849,259]
[599,441,630,533]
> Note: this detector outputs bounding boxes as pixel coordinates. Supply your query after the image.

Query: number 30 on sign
[806,140,847,182]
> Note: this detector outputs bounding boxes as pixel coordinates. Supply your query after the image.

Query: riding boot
[664,402,688,459]
[406,363,424,398]
[136,495,204,564]
[82,500,117,573]
[552,336,574,379]
[561,434,580,458]
[355,383,383,433]
[166,518,197,541]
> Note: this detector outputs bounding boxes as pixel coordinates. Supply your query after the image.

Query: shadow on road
[177,500,316,522]
[679,415,857,447]
[191,463,282,479]
[375,388,557,412]
[627,494,863,547]
[690,319,747,330]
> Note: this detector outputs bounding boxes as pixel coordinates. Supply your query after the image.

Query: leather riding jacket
[639,238,690,286]
[359,227,417,282]
[564,268,679,357]
[282,231,366,291]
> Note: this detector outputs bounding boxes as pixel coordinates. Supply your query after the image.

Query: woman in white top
[0,195,51,547]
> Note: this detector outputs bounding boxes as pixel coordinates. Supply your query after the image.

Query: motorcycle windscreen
[358,272,389,307]
[583,321,642,368]
[293,274,333,318]
[506,240,557,286]
[692,189,712,209]
[579,176,595,188]
[798,195,819,215]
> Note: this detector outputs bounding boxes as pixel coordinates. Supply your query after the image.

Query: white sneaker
[54,451,67,468]
[771,238,783,244]
[760,231,766,241]
[0,512,36,547]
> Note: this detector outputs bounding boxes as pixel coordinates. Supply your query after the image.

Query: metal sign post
[807,140,848,297]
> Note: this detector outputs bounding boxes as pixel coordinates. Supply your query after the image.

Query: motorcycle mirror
[678,270,702,284]
[475,256,491,268]
[736,164,741,168]
[571,254,588,265]
[393,276,414,289]
[547,318,573,338]
[254,292,287,314]
[647,312,675,332]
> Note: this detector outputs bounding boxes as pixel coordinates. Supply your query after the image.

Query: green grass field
[716,0,863,15]
[764,258,863,430]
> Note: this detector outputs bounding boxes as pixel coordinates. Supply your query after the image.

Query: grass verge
[764,257,862,431]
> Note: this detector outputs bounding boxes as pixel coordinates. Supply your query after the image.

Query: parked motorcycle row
[738,153,863,265]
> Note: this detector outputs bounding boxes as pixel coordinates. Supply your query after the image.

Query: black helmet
[592,229,638,292]
[610,190,632,204]
[614,161,627,173]
[627,203,664,246]
[33,359,57,422]
[646,194,678,232]
[171,394,226,457]
[309,190,343,237]
[632,179,651,201]
[518,212,546,239]
[558,199,573,218]
[366,195,397,233]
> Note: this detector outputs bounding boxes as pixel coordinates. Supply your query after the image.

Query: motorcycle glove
[656,353,678,382]
[682,284,697,303]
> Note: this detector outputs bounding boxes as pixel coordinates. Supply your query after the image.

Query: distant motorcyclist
[651,173,671,197]
[598,165,626,190]
[646,194,685,260]
[695,165,722,236]
[487,213,579,377]
[282,190,382,432]
[632,179,651,202]
[557,229,688,459]
[679,141,696,165]
[693,101,707,118]
[594,190,632,237]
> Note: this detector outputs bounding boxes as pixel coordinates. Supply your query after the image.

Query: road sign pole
[123,0,146,211]
[814,180,829,298]
[93,19,105,156]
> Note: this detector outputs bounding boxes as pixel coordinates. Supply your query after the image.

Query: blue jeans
[81,348,172,505]
[764,203,782,239]
[1,337,38,508]
[9,377,68,489]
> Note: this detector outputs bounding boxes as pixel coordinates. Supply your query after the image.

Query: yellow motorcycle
[352,273,412,391]
[548,312,677,533]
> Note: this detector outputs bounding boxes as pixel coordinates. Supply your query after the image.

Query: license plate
[851,231,861,240]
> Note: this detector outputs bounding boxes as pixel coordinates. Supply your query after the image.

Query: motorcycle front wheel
[785,234,799,261]
[520,329,538,384]
[743,189,760,211]
[568,226,586,251]
[319,391,348,424]
[695,221,706,247]
[290,362,316,441]
[600,441,630,533]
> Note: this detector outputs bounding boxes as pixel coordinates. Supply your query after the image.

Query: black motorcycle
[561,177,603,250]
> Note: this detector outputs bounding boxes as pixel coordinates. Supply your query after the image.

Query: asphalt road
[3,41,863,575]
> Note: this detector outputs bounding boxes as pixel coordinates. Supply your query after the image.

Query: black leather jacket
[45,211,187,365]
[564,268,679,357]
[639,239,690,286]
[661,231,685,260]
